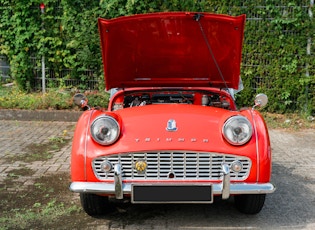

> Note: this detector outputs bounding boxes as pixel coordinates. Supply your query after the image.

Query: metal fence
[1,55,100,90]
[0,55,10,83]
[32,65,100,91]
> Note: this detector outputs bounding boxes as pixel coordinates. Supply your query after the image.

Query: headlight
[222,116,253,145]
[90,115,120,145]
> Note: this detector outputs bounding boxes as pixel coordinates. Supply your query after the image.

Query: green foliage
[0,85,110,110]
[0,0,41,90]
[85,90,110,108]
[0,0,314,114]
[0,85,73,109]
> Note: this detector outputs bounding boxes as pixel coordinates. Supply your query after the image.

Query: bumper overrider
[70,163,275,203]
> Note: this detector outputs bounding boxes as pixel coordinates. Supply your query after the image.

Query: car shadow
[91,162,315,229]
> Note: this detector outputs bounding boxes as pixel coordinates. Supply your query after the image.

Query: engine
[111,90,232,111]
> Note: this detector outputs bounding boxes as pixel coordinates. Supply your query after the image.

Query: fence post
[40,3,46,93]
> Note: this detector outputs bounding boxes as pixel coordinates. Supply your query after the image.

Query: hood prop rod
[194,13,229,90]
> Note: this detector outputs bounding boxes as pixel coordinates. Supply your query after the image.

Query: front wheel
[80,193,113,216]
[234,194,266,214]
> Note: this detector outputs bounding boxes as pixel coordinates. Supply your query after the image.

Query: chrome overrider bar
[114,164,123,199]
[70,163,276,199]
[221,163,230,199]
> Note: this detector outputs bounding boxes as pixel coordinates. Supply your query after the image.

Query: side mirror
[73,93,89,110]
[254,93,268,108]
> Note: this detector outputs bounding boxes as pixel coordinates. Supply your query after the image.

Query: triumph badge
[166,119,178,131]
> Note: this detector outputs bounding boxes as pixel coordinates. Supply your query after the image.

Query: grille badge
[166,119,177,131]
[134,159,147,173]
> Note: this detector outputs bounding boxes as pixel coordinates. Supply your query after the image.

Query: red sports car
[70,12,275,216]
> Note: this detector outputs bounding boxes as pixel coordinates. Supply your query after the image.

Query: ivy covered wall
[0,0,314,114]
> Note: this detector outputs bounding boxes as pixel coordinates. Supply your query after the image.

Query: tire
[234,194,266,214]
[80,193,113,216]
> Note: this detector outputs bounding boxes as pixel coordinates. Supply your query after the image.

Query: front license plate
[131,184,213,203]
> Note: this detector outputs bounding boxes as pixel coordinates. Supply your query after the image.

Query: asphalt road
[1,120,314,229]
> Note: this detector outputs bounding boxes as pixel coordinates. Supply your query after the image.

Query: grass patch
[0,173,83,230]
[0,199,81,230]
[6,168,35,179]
[0,199,79,229]
[263,112,315,130]
[2,168,35,191]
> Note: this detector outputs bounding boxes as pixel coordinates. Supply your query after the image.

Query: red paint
[98,12,246,90]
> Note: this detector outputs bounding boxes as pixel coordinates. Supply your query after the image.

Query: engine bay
[110,89,235,111]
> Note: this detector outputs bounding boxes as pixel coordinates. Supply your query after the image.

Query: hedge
[0,0,314,114]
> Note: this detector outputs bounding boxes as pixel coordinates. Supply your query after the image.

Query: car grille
[92,151,251,181]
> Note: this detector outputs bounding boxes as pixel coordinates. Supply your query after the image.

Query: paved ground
[0,120,75,190]
[0,119,314,229]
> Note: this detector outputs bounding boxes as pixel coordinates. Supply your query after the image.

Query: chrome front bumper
[70,182,275,196]
[70,163,275,200]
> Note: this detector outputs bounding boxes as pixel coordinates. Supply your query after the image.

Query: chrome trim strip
[221,164,230,199]
[70,182,276,195]
[114,164,123,199]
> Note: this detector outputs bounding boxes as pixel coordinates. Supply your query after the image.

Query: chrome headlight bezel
[90,115,120,145]
[222,115,253,146]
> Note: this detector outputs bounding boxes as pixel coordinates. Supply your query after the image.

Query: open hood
[98,12,246,90]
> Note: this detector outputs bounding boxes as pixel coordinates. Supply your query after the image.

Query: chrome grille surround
[92,151,251,181]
